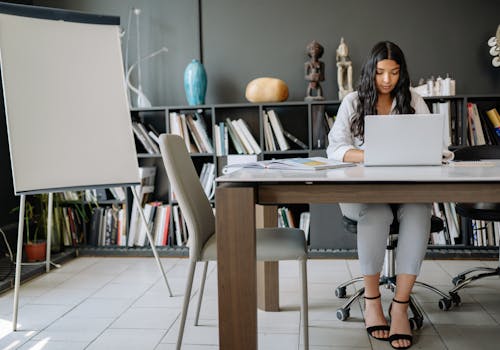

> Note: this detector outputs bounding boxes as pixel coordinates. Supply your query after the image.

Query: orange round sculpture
[245,77,289,102]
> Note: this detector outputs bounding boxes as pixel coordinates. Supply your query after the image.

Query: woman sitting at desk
[327,41,431,350]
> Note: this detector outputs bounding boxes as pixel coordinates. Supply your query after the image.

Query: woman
[327,41,431,350]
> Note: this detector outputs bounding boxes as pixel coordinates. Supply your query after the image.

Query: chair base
[449,266,500,296]
[335,275,457,329]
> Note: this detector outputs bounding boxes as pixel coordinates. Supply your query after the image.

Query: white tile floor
[0,257,499,349]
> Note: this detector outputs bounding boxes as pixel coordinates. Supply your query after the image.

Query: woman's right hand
[343,149,364,163]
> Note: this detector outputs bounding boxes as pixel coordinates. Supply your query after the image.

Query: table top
[216,161,500,183]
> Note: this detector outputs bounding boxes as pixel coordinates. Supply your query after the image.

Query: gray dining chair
[159,134,309,350]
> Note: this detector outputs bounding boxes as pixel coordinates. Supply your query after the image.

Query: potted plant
[12,194,49,262]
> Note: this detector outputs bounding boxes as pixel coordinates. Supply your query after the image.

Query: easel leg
[12,194,25,331]
[131,186,173,296]
[45,192,53,273]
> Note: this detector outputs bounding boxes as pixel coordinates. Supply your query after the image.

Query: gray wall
[203,0,500,103]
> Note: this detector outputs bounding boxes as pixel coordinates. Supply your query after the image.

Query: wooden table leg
[256,205,279,311]
[216,185,257,350]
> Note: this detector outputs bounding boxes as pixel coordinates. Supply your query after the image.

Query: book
[485,108,500,139]
[283,130,308,150]
[223,156,355,171]
[299,212,310,241]
[231,119,254,154]
[136,122,160,153]
[191,112,214,153]
[262,111,276,151]
[225,118,245,154]
[267,109,290,151]
[237,119,262,154]
[467,103,486,145]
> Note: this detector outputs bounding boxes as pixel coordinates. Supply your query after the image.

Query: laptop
[364,114,444,166]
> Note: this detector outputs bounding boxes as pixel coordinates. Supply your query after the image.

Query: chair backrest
[453,145,500,161]
[159,134,215,260]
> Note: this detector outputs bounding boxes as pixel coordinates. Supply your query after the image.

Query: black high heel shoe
[388,298,413,349]
[364,294,390,341]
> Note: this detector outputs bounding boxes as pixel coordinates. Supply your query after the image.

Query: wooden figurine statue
[304,40,325,101]
[336,37,353,99]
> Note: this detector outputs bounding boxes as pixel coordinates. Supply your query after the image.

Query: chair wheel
[409,317,423,330]
[450,292,461,306]
[438,298,452,311]
[335,286,347,298]
[452,276,465,286]
[336,307,350,321]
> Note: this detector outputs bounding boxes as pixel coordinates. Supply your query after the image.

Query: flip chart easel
[0,3,172,330]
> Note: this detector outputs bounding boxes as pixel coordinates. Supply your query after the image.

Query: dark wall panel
[203,0,500,103]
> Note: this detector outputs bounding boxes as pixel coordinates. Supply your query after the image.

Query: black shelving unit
[81,95,500,258]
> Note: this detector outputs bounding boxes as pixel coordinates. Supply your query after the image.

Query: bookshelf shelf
[75,95,500,257]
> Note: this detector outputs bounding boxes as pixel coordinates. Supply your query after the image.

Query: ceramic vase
[184,59,207,106]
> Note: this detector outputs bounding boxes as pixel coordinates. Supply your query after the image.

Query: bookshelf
[74,95,499,258]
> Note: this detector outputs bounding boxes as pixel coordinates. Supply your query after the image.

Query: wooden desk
[215,163,500,349]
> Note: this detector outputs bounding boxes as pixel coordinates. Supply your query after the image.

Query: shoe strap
[364,293,381,300]
[392,297,410,304]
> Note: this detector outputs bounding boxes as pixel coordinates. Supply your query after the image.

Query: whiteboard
[0,9,140,194]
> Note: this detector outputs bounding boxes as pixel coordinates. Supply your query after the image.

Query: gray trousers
[340,203,432,276]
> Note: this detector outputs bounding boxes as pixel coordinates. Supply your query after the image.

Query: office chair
[335,206,456,330]
[159,134,309,350]
[448,145,500,299]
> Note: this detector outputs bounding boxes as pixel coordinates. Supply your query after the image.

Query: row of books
[467,104,500,146]
[88,205,127,246]
[214,117,261,155]
[132,120,161,154]
[53,205,85,248]
[169,111,214,153]
[126,163,215,248]
[469,220,500,247]
[277,207,311,241]
[172,205,188,247]
[212,110,309,155]
[263,110,308,151]
[431,202,461,246]
[431,202,500,247]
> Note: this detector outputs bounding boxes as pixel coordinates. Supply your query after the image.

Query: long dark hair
[351,41,414,140]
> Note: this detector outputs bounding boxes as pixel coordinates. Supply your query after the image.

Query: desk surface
[217,161,500,183]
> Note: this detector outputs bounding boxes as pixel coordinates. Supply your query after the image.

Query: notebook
[364,114,444,166]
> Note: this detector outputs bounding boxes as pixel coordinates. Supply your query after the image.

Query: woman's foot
[364,294,390,341]
[388,298,413,349]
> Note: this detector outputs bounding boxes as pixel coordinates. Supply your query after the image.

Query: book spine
[132,122,156,154]
[225,118,245,154]
[267,109,290,151]
[231,120,254,154]
[237,119,261,154]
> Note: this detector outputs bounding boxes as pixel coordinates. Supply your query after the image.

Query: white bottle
[442,74,451,96]
[435,76,442,96]
[427,77,434,96]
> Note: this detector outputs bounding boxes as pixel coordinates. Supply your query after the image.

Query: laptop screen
[364,114,444,166]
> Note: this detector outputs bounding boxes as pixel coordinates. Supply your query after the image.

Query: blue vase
[184,59,207,106]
